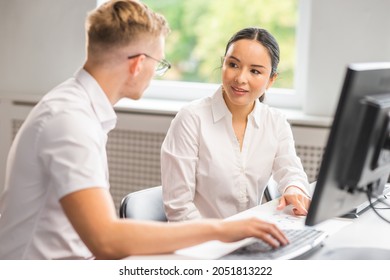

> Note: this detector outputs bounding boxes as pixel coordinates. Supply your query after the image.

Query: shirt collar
[251,99,262,128]
[74,68,117,133]
[211,85,262,128]
[211,86,232,123]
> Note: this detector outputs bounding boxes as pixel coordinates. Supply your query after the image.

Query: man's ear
[128,55,145,76]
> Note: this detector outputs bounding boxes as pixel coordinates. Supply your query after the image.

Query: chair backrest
[119,186,167,221]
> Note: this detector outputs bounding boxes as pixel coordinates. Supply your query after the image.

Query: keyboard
[220,228,328,260]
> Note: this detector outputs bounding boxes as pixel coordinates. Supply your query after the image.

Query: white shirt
[161,87,309,221]
[0,69,117,259]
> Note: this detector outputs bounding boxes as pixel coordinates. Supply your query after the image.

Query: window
[97,0,301,109]
[143,0,298,90]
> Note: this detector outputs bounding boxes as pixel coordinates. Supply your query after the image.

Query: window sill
[115,97,332,128]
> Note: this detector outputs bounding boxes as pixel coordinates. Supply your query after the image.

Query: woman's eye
[251,69,261,75]
[228,62,238,68]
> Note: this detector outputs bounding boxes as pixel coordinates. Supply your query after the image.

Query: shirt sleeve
[271,115,311,196]
[161,107,202,221]
[37,110,108,199]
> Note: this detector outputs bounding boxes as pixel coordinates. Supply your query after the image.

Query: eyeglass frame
[127,53,171,76]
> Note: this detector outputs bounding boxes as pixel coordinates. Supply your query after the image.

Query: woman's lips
[231,86,248,95]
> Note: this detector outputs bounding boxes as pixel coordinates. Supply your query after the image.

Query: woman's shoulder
[179,95,213,116]
[259,103,288,122]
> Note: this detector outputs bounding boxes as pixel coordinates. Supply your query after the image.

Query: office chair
[263,177,280,202]
[263,187,273,202]
[119,186,167,221]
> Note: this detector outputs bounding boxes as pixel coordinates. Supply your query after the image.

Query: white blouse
[161,87,309,221]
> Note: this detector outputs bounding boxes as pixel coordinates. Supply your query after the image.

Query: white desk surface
[124,196,390,260]
[307,196,390,259]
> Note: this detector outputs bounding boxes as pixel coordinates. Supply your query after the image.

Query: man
[0,0,287,259]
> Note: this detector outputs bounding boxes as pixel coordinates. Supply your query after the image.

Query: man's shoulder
[30,86,100,140]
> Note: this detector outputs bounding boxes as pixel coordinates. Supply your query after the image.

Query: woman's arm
[272,116,311,215]
[161,108,202,221]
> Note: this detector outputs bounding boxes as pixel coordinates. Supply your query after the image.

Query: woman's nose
[235,70,247,84]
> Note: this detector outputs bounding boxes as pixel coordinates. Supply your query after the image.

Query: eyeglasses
[128,53,171,76]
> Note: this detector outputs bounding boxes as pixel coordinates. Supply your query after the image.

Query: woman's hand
[277,186,311,216]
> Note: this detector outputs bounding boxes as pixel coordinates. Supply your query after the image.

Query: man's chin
[127,92,143,100]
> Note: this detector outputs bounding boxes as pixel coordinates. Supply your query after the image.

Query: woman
[161,27,311,221]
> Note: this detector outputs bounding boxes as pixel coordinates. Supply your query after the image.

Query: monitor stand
[319,247,390,260]
[341,185,390,219]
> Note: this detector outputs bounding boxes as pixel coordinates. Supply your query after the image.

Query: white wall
[297,0,390,116]
[0,0,95,95]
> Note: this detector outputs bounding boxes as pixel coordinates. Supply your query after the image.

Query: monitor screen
[306,62,390,226]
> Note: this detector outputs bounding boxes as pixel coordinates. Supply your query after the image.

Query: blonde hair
[86,0,169,56]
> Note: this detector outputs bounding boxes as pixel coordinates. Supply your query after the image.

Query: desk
[125,197,390,260]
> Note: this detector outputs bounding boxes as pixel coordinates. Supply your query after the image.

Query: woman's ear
[128,55,145,76]
[266,73,278,89]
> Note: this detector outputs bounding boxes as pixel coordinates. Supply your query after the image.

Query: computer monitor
[306,62,390,226]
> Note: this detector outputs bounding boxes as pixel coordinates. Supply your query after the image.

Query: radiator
[292,126,328,183]
[106,128,166,211]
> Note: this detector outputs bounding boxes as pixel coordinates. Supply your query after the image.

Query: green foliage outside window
[143,0,297,89]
